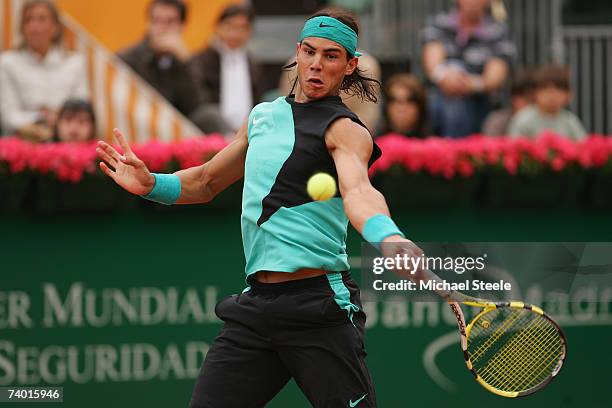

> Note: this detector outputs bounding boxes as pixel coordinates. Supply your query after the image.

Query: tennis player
[96,8,423,408]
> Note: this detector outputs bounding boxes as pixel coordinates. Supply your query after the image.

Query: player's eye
[326,54,338,60]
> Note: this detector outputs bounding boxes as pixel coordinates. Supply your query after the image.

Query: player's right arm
[96,122,247,205]
[326,118,425,278]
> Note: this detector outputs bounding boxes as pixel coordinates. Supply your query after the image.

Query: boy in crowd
[482,69,535,136]
[508,65,586,140]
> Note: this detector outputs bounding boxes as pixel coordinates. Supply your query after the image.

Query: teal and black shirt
[241,95,381,279]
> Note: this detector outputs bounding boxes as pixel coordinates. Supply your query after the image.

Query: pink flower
[0,133,608,182]
[551,157,565,172]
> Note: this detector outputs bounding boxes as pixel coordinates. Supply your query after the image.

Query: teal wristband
[140,173,181,205]
[363,214,405,249]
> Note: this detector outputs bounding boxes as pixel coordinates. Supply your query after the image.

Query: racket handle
[421,268,453,299]
[422,268,474,302]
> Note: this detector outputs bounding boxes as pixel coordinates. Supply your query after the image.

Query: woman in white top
[0,0,89,139]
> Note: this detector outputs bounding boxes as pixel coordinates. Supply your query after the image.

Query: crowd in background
[0,0,589,145]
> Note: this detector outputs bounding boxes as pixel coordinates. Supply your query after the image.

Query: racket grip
[422,268,462,301]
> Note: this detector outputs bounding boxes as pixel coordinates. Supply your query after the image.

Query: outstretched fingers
[99,161,117,180]
[96,145,119,168]
[113,128,132,155]
[97,140,123,163]
[120,153,142,167]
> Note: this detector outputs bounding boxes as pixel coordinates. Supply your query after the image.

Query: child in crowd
[53,99,96,143]
[482,69,535,135]
[508,65,586,139]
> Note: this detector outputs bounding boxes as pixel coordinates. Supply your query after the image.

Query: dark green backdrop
[2,206,611,407]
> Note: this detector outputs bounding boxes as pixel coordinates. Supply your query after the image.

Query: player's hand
[380,235,426,281]
[96,128,156,196]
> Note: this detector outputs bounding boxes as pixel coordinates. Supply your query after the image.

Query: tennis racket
[423,269,567,398]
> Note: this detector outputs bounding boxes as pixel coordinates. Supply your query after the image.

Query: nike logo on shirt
[349,394,367,407]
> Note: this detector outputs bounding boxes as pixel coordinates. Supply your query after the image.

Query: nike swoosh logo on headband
[319,22,335,28]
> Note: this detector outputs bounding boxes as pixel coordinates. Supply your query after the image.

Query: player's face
[295,37,358,101]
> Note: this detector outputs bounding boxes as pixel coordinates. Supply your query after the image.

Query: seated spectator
[508,65,586,140]
[0,0,89,139]
[53,99,96,143]
[482,69,535,135]
[279,50,381,133]
[119,0,200,118]
[422,0,515,138]
[189,4,263,134]
[377,74,428,138]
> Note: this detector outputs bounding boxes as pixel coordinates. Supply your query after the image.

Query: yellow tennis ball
[307,173,337,201]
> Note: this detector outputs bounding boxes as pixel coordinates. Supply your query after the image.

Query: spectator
[0,0,89,139]
[482,69,535,135]
[377,74,428,138]
[422,0,515,138]
[189,4,263,134]
[118,0,200,117]
[508,65,586,140]
[278,51,382,133]
[53,99,96,143]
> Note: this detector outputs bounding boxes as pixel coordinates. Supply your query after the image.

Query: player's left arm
[326,118,424,270]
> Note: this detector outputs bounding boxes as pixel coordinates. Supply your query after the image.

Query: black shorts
[188,271,376,408]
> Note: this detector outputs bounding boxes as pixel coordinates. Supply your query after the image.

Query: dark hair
[383,73,427,135]
[217,4,254,25]
[284,7,381,103]
[511,68,537,96]
[533,65,570,91]
[19,0,63,48]
[148,0,187,23]
[53,99,96,142]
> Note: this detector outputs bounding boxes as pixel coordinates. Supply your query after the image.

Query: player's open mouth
[307,78,324,87]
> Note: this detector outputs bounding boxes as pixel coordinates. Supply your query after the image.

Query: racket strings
[473,317,552,390]
[469,308,538,360]
[477,317,560,390]
[485,328,561,392]
[467,308,564,392]
[470,314,534,372]
[503,324,563,390]
[474,312,557,379]
[469,308,524,361]
[512,346,560,391]
[473,313,562,391]
[470,310,538,383]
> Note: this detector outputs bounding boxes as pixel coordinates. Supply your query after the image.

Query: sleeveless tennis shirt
[241,95,381,279]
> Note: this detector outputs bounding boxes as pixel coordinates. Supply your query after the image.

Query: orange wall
[56,0,237,52]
